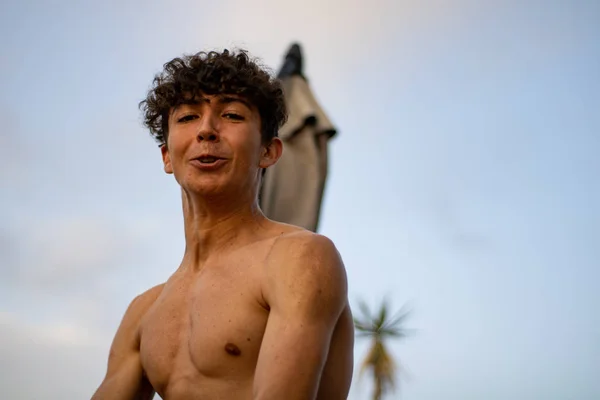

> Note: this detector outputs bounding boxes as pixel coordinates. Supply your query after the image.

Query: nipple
[225,342,241,356]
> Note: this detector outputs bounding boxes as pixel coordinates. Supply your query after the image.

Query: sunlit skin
[92,93,354,400]
[164,95,270,207]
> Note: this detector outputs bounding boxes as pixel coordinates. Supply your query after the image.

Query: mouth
[190,154,227,170]
[195,156,221,164]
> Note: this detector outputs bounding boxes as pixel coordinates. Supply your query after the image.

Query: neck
[179,187,266,269]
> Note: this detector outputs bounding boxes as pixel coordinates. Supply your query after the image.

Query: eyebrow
[217,96,252,109]
[176,95,253,111]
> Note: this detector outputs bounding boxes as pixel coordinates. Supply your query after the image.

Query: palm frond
[377,328,405,338]
[356,330,379,338]
[376,301,388,328]
[354,298,414,400]
[354,319,374,333]
[383,303,412,331]
[356,299,373,321]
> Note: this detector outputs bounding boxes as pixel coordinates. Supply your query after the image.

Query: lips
[192,154,225,163]
[190,154,227,170]
[196,156,220,164]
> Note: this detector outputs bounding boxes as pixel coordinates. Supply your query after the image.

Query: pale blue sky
[1,1,598,399]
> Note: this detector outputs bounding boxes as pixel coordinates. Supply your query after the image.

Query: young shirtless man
[92,49,354,400]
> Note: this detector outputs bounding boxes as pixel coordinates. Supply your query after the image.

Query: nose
[196,114,220,142]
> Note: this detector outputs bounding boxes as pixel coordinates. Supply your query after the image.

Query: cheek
[238,140,263,170]
[168,128,195,161]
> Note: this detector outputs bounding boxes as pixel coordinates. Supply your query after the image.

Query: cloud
[0,312,109,400]
[0,212,169,399]
[0,211,174,333]
[2,215,134,289]
[0,106,29,187]
[201,0,472,82]
[23,218,126,283]
[4,198,179,272]
[0,209,177,399]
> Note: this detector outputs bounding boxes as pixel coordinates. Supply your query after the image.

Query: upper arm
[254,233,349,400]
[92,286,161,400]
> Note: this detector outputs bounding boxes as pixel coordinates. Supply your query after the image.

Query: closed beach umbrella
[260,43,337,232]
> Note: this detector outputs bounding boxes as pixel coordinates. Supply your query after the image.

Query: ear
[259,137,283,169]
[160,144,173,174]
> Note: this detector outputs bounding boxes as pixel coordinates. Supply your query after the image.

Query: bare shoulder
[270,228,345,273]
[127,283,165,319]
[264,228,348,311]
[114,283,165,346]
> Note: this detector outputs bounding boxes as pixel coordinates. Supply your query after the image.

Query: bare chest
[139,262,269,396]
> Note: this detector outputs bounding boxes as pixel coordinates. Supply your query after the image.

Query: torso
[136,224,352,399]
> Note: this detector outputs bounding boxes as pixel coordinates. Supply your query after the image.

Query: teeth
[200,157,216,163]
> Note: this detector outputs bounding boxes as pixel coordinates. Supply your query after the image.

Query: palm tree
[354,299,412,400]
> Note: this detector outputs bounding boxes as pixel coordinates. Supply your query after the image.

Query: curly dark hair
[139,49,287,145]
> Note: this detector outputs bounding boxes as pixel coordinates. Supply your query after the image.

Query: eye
[177,114,198,123]
[223,113,245,121]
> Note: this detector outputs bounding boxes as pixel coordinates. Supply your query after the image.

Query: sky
[0,0,599,399]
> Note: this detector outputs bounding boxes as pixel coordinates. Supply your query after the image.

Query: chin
[180,176,227,197]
